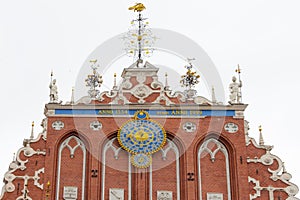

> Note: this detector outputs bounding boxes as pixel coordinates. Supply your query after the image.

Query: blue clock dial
[118,119,166,154]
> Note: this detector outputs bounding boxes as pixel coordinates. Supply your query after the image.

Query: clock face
[118,119,166,154]
[131,153,152,168]
[109,188,124,200]
[224,122,238,133]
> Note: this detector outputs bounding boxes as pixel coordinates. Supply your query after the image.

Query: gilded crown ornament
[85,59,103,99]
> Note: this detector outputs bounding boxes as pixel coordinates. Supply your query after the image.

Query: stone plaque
[63,186,78,199]
[207,193,223,200]
[109,188,124,200]
[157,190,172,200]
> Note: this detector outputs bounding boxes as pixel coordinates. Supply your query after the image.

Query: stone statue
[229,76,242,104]
[49,79,58,103]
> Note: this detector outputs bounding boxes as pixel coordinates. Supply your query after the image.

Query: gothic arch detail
[198,138,231,200]
[150,139,181,200]
[56,136,87,200]
[101,137,131,200]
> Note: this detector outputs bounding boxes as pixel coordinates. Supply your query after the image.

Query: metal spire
[124,3,156,66]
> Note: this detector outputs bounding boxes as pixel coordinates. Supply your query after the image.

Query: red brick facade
[1,63,299,200]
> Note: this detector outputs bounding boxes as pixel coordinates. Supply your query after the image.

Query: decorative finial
[259,125,264,145]
[13,153,16,162]
[180,59,200,98]
[282,162,287,173]
[123,3,156,66]
[85,59,103,99]
[49,71,59,103]
[30,121,34,140]
[45,181,51,199]
[70,87,75,105]
[164,72,170,91]
[113,73,117,90]
[211,86,217,104]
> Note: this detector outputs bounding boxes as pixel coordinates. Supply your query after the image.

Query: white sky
[1,0,300,197]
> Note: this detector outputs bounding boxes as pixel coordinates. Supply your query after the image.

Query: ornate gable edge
[246,135,299,200]
[0,119,47,200]
[74,61,216,106]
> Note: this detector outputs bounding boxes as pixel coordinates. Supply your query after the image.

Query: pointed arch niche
[197,138,231,200]
[101,137,181,200]
[101,138,131,200]
[151,139,181,200]
[56,135,87,200]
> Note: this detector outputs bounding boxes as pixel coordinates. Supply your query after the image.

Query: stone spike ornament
[124,3,156,66]
[30,121,34,140]
[259,125,264,146]
[85,59,103,99]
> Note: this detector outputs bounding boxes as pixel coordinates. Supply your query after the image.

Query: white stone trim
[101,138,131,200]
[149,139,180,200]
[247,150,300,198]
[56,136,86,200]
[198,138,231,200]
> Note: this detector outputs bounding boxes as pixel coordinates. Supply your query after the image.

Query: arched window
[198,138,231,200]
[56,136,87,200]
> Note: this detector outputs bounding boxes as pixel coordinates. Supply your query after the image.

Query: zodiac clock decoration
[117,110,167,168]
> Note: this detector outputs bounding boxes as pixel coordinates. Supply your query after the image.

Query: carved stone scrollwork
[98,90,118,102]
[131,84,152,103]
[0,140,46,199]
[247,149,299,198]
[248,176,299,200]
[121,76,133,89]
[3,167,44,200]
